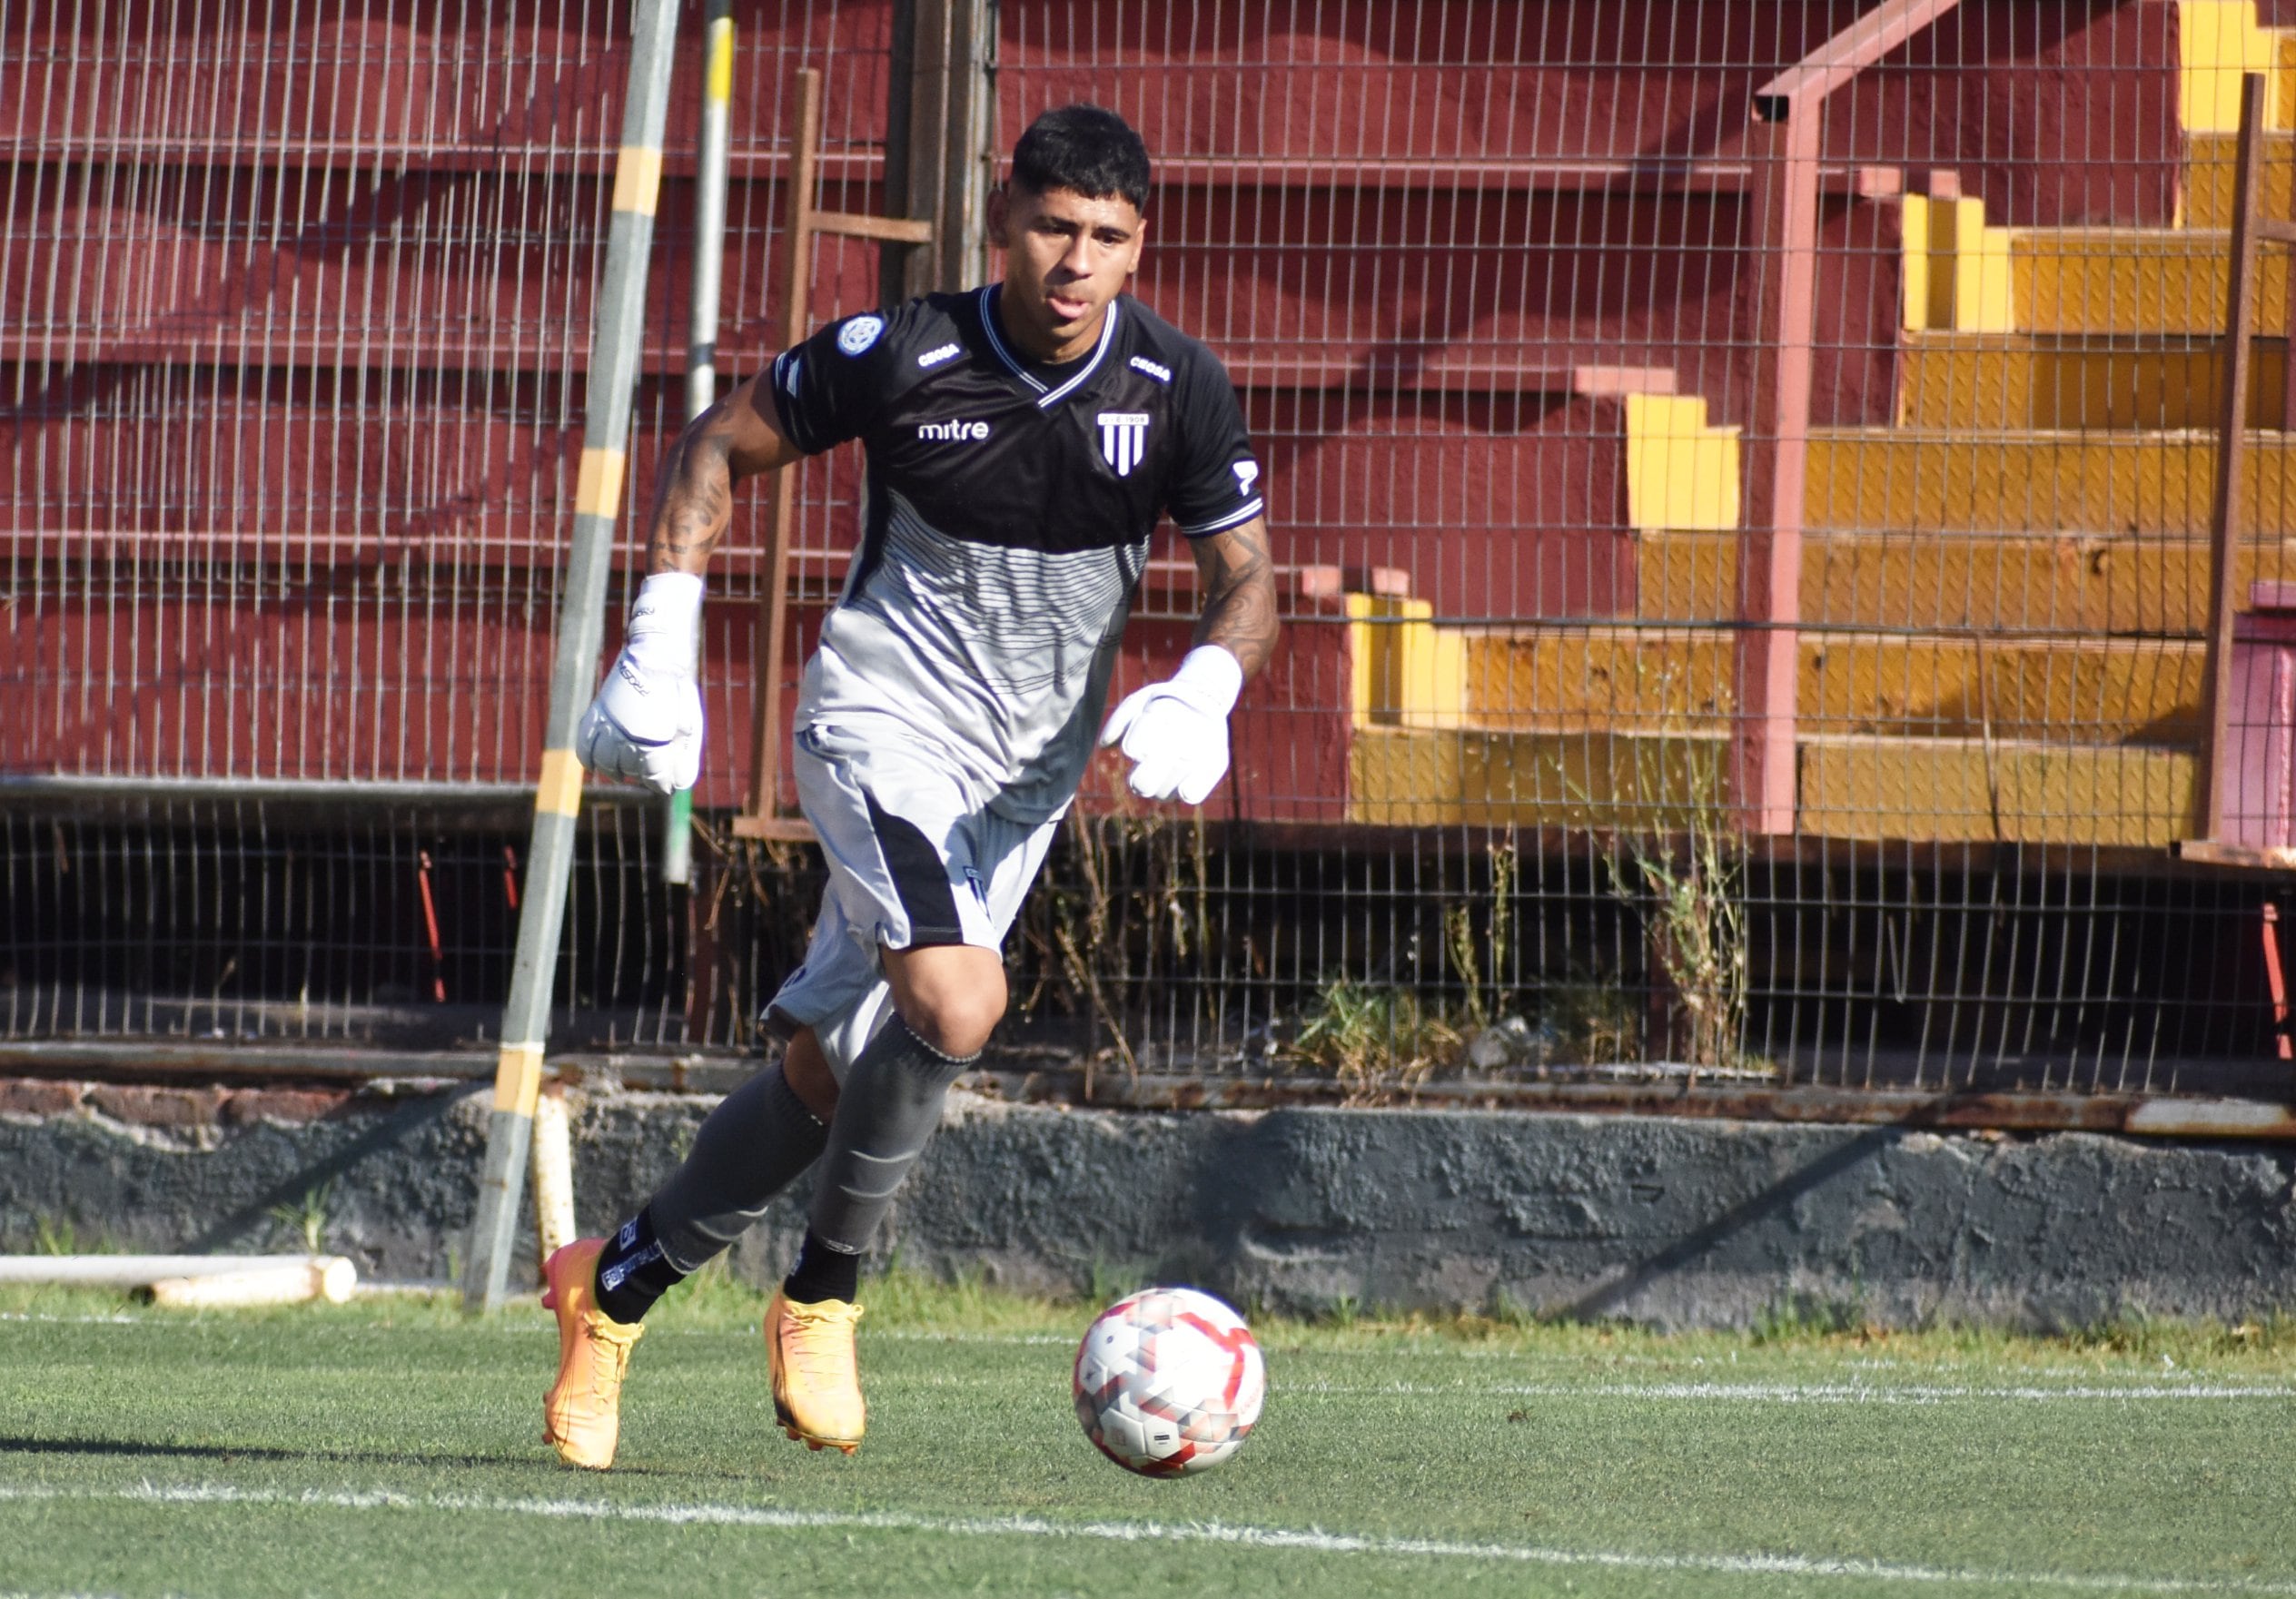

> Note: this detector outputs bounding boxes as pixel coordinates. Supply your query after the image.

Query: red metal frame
[1736,0,1964,834]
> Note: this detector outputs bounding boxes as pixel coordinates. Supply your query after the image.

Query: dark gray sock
[806,1015,976,1256]
[647,1062,831,1272]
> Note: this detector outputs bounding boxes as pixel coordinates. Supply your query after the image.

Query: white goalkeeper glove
[1098,644,1244,805]
[578,571,704,795]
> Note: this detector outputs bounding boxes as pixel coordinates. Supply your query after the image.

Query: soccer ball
[1072,1286,1266,1476]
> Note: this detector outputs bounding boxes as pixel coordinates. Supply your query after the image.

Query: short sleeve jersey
[766,285,1264,824]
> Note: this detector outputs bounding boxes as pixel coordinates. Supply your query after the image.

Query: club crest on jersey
[837,314,885,356]
[1097,411,1151,478]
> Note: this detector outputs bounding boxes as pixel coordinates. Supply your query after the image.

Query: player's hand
[579,573,705,795]
[1098,645,1243,805]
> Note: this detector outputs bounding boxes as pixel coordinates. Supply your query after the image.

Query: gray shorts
[764,716,1061,1081]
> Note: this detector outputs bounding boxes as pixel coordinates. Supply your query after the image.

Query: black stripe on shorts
[863,791,966,947]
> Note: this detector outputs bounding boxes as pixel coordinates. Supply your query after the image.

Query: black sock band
[783,1229,862,1305]
[593,1207,687,1325]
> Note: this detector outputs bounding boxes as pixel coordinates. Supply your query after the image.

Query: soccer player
[539,104,1276,1468]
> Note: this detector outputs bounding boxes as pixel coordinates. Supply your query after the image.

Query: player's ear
[1123,212,1147,275]
[986,187,1011,250]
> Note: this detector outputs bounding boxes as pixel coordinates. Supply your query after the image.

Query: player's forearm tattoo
[647,417,736,575]
[1193,519,1279,678]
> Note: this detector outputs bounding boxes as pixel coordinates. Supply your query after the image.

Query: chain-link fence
[8,1,2295,1110]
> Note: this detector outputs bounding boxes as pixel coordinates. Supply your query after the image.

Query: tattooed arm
[1188,516,1280,679]
[645,378,806,575]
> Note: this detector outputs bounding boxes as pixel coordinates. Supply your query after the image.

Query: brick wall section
[0,1079,355,1127]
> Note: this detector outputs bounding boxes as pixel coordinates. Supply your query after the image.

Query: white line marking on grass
[1290,1380,2296,1404]
[0,1482,2290,1594]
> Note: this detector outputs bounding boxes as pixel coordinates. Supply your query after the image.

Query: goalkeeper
[540,104,1276,1468]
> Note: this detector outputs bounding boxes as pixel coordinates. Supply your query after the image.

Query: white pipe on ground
[0,1256,357,1303]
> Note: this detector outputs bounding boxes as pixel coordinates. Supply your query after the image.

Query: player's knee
[885,942,1007,1058]
[896,968,1006,1060]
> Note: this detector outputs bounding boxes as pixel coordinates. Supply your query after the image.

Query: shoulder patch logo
[1097,411,1152,478]
[916,341,961,369]
[1128,354,1173,383]
[1233,459,1261,498]
[836,315,886,357]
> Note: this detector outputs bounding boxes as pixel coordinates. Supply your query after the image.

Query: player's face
[988,184,1145,363]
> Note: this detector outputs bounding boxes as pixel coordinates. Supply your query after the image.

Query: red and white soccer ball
[1073,1286,1266,1476]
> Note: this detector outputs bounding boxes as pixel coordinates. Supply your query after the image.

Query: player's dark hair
[1009,104,1151,212]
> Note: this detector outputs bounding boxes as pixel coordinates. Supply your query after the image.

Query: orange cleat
[764,1289,866,1454]
[541,1239,646,1470]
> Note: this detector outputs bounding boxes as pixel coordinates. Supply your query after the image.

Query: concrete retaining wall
[5,1078,2294,1330]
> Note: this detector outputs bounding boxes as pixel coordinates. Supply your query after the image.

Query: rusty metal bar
[1737,112,1823,834]
[812,211,935,243]
[2265,903,2293,1061]
[2202,73,2269,844]
[1751,0,1966,121]
[1728,0,1968,836]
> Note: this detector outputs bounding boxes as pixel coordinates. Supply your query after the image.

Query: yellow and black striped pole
[462,0,681,1313]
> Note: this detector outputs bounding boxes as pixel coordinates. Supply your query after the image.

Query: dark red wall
[2,0,2187,819]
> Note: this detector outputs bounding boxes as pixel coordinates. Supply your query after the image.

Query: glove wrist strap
[628,571,704,658]
[1173,644,1244,716]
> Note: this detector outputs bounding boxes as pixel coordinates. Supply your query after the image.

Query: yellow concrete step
[1638,529,2296,635]
[1798,736,2195,846]
[2182,131,2296,229]
[1895,332,2284,431]
[1347,724,1728,831]
[1804,429,2296,535]
[1460,629,2204,743]
[2010,229,2279,336]
[1346,725,2197,846]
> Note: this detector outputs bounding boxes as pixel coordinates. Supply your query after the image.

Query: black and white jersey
[766,285,1264,823]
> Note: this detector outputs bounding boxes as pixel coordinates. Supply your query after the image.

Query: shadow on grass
[0,1434,493,1466]
[0,1433,779,1481]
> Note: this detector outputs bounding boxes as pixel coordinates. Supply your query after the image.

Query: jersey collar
[979,285,1121,410]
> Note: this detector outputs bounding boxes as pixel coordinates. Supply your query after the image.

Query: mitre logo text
[917,419,990,441]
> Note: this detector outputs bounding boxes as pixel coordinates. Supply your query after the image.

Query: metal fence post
[1737,108,1821,837]
[461,0,681,1314]
[665,0,736,890]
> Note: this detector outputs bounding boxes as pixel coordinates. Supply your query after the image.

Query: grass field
[4,1272,2295,1598]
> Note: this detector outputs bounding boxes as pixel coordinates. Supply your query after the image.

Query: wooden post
[2203,74,2269,844]
[732,72,933,840]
